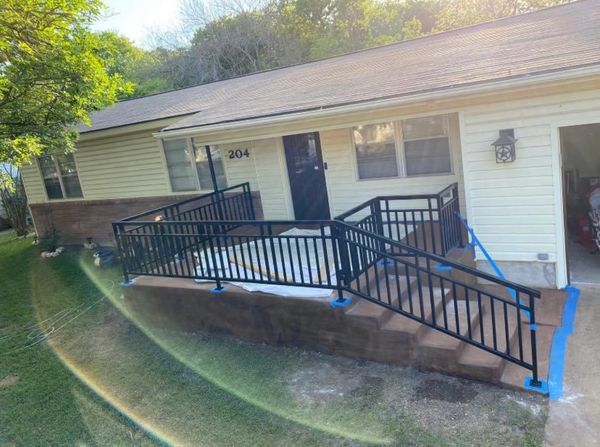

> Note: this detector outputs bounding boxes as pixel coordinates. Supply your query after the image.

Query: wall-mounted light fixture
[492,129,517,163]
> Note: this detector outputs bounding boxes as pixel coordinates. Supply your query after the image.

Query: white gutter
[153,64,600,140]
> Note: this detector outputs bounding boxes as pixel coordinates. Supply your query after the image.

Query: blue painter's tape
[210,285,227,294]
[120,279,135,287]
[377,258,394,267]
[330,297,352,308]
[523,377,549,394]
[547,285,580,400]
[433,264,452,272]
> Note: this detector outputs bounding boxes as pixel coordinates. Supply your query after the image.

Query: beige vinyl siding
[319,113,465,218]
[76,130,170,199]
[213,138,293,220]
[461,87,600,286]
[21,162,46,204]
[251,138,293,219]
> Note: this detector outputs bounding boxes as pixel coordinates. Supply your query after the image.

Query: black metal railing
[113,182,255,276]
[335,183,463,256]
[112,182,542,387]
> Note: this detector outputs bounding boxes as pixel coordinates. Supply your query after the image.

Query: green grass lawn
[0,231,547,446]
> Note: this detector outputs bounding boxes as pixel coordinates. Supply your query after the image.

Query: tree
[94,31,175,99]
[0,0,132,166]
[434,0,571,31]
[0,165,28,236]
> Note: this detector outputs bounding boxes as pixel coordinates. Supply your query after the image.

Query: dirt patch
[285,353,547,446]
[0,375,19,388]
[413,378,478,403]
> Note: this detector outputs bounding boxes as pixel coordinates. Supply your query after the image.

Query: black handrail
[335,183,463,256]
[118,182,253,222]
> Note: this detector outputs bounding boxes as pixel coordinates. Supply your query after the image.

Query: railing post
[528,294,541,388]
[113,222,131,284]
[245,182,256,220]
[333,223,351,302]
[454,184,465,248]
[372,199,387,258]
[206,227,223,291]
[436,193,447,257]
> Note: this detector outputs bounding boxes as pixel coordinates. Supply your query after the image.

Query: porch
[113,181,564,394]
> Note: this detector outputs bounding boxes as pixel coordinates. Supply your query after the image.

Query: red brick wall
[29,192,263,245]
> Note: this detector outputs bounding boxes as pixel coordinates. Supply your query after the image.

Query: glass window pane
[39,156,64,199]
[402,115,448,140]
[39,156,58,179]
[55,153,83,198]
[404,137,451,176]
[353,123,398,179]
[55,153,77,176]
[62,175,83,198]
[195,146,227,190]
[43,178,63,199]
[163,139,198,192]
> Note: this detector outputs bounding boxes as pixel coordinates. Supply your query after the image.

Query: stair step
[415,299,481,365]
[500,322,555,392]
[345,275,416,328]
[398,285,449,323]
[380,313,423,341]
[457,299,520,381]
[345,300,389,329]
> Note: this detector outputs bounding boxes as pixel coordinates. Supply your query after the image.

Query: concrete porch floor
[545,286,600,446]
[567,238,600,285]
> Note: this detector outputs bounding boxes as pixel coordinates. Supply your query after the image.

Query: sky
[91,0,183,48]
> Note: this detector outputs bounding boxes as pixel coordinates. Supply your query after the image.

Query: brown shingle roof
[80,0,600,134]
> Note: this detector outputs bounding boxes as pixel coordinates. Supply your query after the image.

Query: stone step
[344,274,416,329]
[456,298,521,381]
[500,323,556,392]
[415,299,482,370]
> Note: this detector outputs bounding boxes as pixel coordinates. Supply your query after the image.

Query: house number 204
[228,149,250,159]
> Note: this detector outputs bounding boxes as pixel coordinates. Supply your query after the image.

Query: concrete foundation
[476,260,557,289]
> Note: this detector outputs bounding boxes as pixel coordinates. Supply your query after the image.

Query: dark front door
[283,132,330,220]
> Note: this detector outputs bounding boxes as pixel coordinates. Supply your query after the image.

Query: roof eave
[154,63,600,140]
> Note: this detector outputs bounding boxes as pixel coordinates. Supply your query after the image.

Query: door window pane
[163,139,197,191]
[402,115,452,176]
[353,123,398,179]
[195,146,227,190]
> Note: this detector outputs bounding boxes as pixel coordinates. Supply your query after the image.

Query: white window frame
[352,114,454,181]
[162,137,228,193]
[38,153,84,200]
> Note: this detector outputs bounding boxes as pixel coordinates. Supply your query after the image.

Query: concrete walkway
[545,286,600,446]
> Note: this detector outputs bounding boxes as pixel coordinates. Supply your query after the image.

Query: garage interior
[561,123,600,284]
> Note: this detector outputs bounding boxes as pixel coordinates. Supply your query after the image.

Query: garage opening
[560,123,600,284]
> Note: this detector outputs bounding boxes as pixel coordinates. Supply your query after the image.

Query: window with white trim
[402,115,451,176]
[163,138,227,192]
[353,114,452,180]
[353,123,398,179]
[38,153,83,200]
